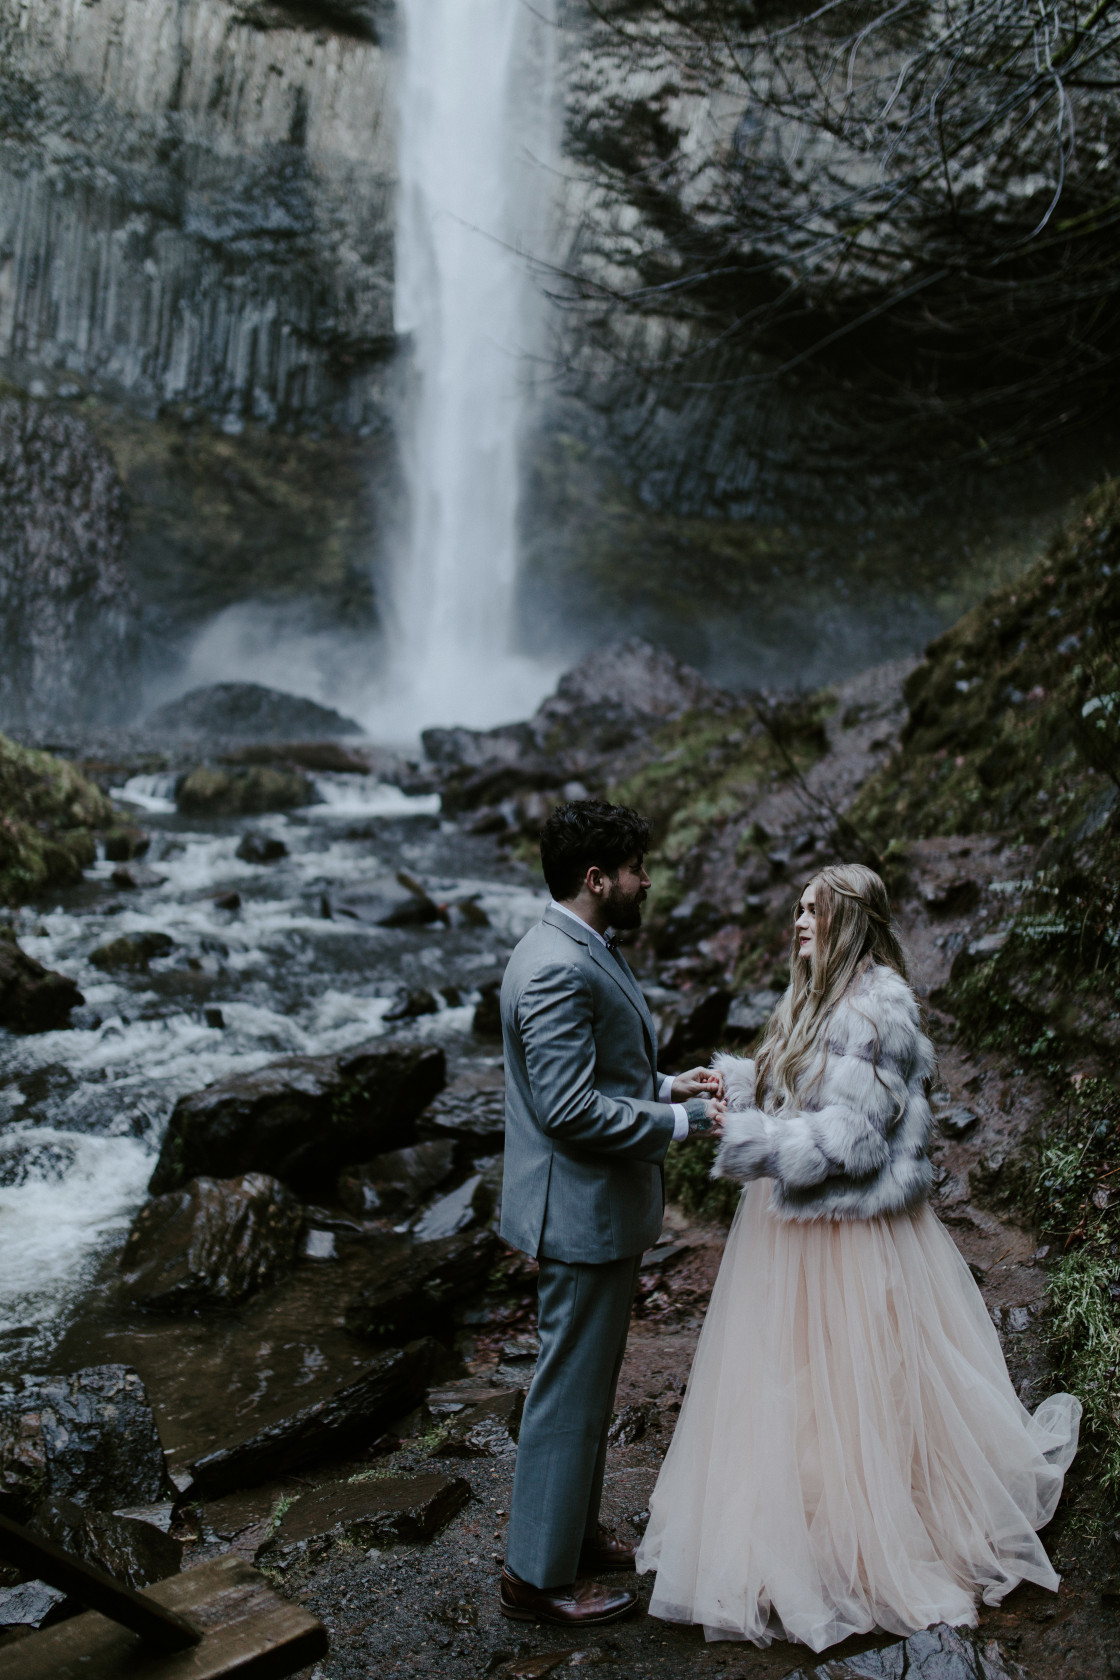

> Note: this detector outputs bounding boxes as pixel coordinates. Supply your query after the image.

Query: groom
[497,799,725,1626]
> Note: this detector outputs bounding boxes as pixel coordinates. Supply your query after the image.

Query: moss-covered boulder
[175,765,314,817]
[0,733,113,904]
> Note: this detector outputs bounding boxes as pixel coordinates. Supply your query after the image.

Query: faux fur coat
[712,962,936,1221]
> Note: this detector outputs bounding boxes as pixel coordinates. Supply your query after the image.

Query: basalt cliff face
[0,0,395,430]
[0,0,397,714]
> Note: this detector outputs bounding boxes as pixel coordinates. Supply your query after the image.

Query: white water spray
[375,0,561,738]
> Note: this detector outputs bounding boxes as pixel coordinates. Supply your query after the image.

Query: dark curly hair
[538,799,651,901]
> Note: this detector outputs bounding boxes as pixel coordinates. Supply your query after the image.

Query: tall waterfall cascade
[379,0,561,737]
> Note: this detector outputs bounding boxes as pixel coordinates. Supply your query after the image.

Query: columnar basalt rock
[0,400,138,730]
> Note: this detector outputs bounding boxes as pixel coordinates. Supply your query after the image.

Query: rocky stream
[1,609,1119,1680]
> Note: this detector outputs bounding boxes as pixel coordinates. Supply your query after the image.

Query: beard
[604,879,646,930]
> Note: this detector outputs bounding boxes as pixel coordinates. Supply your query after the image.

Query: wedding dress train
[636,1181,1080,1650]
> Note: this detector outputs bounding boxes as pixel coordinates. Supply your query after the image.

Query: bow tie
[604,932,621,954]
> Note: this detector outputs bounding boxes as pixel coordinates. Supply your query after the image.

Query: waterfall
[378,0,561,738]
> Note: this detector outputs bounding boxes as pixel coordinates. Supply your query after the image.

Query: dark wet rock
[0,736,111,906]
[102,828,150,863]
[0,928,83,1033]
[184,1339,440,1500]
[344,1229,501,1342]
[472,979,503,1039]
[920,876,982,917]
[337,1141,457,1219]
[213,889,242,912]
[639,1240,689,1276]
[531,640,724,774]
[0,399,138,734]
[384,988,439,1022]
[0,1365,170,1522]
[950,931,1009,980]
[30,1494,182,1590]
[222,740,373,774]
[723,988,783,1046]
[431,1390,523,1459]
[941,1106,981,1137]
[0,1578,69,1631]
[258,1470,470,1567]
[89,930,175,972]
[656,986,732,1060]
[608,1402,657,1447]
[176,765,314,817]
[655,894,727,957]
[204,1006,225,1030]
[110,864,168,889]
[422,723,537,770]
[784,1622,1023,1678]
[235,832,289,864]
[418,1071,506,1152]
[440,757,567,818]
[411,1171,495,1242]
[148,1039,446,1197]
[119,1173,305,1313]
[144,682,363,741]
[322,873,444,928]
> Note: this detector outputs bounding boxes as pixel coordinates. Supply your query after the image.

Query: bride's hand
[671,1067,724,1102]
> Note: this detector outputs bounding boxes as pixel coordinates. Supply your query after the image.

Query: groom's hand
[670,1067,724,1102]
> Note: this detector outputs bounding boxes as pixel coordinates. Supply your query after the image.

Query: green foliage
[1032,1083,1120,1490]
[611,694,832,922]
[0,732,113,904]
[851,477,1120,846]
[663,1135,743,1226]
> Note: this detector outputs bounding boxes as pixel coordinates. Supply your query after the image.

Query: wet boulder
[439,757,567,818]
[102,828,149,863]
[431,1390,523,1460]
[655,986,732,1060]
[785,1622,1021,1679]
[144,682,363,741]
[119,1174,305,1312]
[0,1365,170,1522]
[724,988,782,1046]
[322,871,444,927]
[0,928,83,1033]
[176,766,314,817]
[421,722,536,770]
[384,986,439,1021]
[148,1039,446,1197]
[30,1495,182,1590]
[89,930,175,972]
[184,1339,440,1500]
[411,1163,499,1241]
[235,832,289,865]
[471,979,503,1039]
[418,1069,506,1152]
[257,1470,469,1567]
[344,1227,500,1342]
[0,1579,69,1632]
[337,1140,457,1219]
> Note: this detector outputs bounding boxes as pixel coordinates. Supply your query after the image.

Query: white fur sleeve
[713,981,922,1191]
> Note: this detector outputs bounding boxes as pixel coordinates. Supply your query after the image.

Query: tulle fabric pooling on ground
[637,1181,1080,1650]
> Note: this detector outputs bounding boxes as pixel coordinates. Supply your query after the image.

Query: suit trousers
[504,1251,642,1589]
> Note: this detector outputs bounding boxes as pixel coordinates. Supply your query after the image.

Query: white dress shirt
[549,901,690,1140]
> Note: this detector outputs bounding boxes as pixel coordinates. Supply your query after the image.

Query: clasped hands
[671,1066,726,1136]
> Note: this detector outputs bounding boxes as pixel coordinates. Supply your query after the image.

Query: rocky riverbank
[1,484,1119,1675]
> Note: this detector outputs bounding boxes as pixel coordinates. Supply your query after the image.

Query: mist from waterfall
[370,0,562,740]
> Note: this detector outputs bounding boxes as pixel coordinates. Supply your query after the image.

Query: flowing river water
[0,776,546,1382]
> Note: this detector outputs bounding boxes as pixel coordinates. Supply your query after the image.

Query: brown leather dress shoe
[578,1523,637,1573]
[499,1567,637,1625]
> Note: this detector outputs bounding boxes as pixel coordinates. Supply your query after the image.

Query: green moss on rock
[0,734,113,904]
[176,765,314,816]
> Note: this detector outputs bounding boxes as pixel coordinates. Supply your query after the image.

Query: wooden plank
[0,1554,330,1680]
[0,1512,200,1650]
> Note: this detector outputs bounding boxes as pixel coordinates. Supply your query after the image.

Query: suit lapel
[543,907,659,1074]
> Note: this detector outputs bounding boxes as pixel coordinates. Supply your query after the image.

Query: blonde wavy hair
[755,863,908,1110]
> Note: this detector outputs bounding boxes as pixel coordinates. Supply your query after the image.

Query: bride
[636,863,1080,1651]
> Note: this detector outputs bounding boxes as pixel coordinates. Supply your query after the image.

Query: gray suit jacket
[499,904,677,1264]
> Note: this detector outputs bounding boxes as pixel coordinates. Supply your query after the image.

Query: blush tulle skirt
[636,1181,1080,1650]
